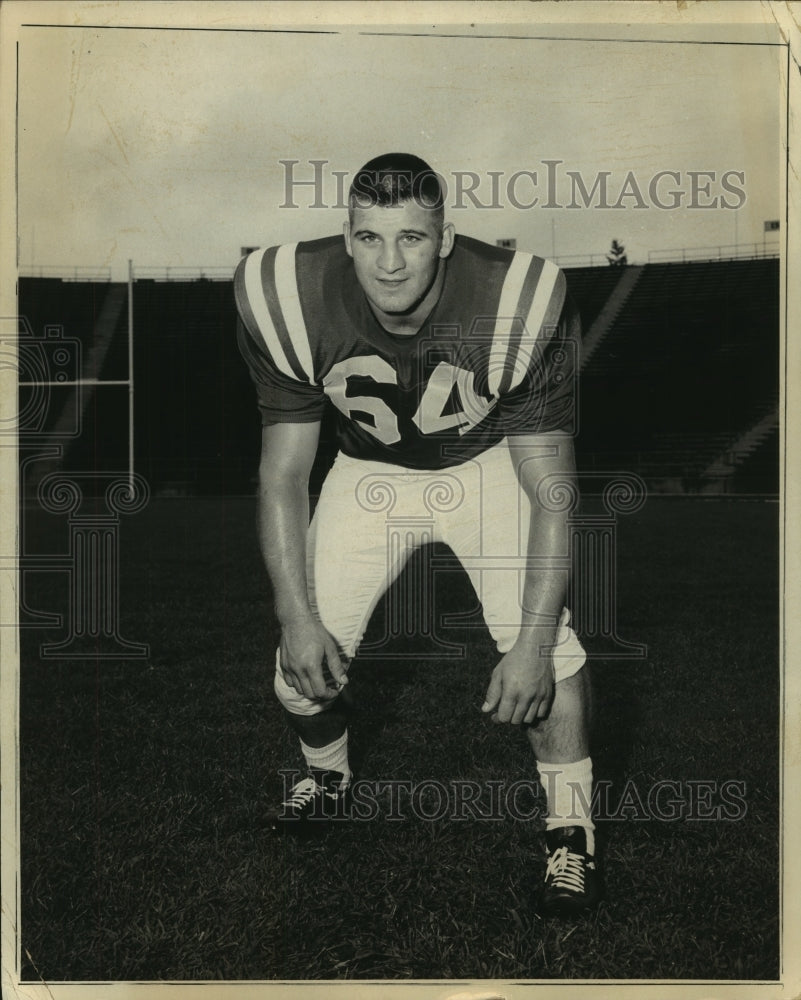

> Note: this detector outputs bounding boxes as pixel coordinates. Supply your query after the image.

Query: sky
[16,15,783,279]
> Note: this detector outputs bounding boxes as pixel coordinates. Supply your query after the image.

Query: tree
[606,239,627,266]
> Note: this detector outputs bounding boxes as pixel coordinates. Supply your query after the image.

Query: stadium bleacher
[731,424,780,496]
[561,265,624,331]
[18,256,781,496]
[569,257,779,494]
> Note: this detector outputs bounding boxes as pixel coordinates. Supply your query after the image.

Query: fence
[555,252,618,268]
[17,240,782,282]
[132,265,235,282]
[17,265,234,282]
[647,241,780,264]
[18,265,113,281]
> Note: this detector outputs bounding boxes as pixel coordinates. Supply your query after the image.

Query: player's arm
[258,421,347,701]
[482,430,575,725]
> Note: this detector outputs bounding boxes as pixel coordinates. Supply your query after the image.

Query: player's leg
[271,455,416,823]
[442,442,599,913]
[526,663,591,762]
[525,667,601,914]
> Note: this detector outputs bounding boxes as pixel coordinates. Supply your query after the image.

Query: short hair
[348,153,445,221]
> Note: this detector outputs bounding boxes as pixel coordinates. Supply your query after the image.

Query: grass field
[18,494,780,982]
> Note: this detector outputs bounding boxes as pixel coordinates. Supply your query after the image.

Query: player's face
[344,200,455,319]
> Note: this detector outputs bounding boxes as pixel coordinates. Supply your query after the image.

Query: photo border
[1,2,797,999]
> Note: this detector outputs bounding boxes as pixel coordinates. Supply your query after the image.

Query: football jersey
[234,234,579,470]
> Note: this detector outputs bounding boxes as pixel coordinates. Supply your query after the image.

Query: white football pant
[275,438,586,715]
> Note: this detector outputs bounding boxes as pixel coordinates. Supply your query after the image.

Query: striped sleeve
[487,254,566,397]
[234,248,325,425]
[491,257,579,436]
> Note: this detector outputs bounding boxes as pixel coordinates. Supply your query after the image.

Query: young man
[234,153,600,915]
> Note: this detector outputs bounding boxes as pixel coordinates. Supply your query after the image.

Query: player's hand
[481,644,555,725]
[279,618,348,702]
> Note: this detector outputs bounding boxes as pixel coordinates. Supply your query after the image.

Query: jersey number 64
[324,356,496,445]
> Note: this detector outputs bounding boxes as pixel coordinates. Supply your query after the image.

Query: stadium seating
[563,266,625,330]
[18,256,780,496]
[731,424,779,495]
[568,258,779,494]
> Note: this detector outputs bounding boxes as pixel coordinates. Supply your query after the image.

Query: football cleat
[267,769,351,831]
[540,826,602,916]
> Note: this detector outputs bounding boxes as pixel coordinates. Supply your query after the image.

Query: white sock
[299,730,351,788]
[537,756,596,855]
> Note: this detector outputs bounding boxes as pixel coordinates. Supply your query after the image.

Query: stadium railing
[132,266,234,281]
[647,241,779,263]
[18,265,112,281]
[19,239,780,281]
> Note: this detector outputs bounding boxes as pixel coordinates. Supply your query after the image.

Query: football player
[234,153,600,915]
